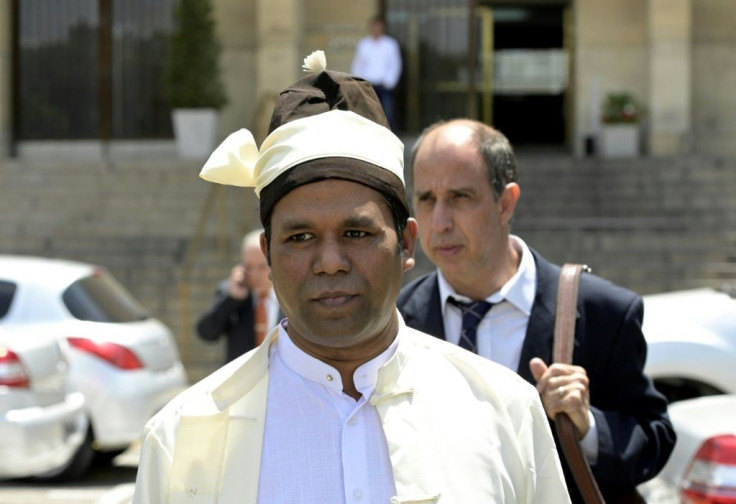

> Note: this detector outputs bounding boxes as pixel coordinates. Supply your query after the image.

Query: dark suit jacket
[196,280,282,363]
[397,249,675,503]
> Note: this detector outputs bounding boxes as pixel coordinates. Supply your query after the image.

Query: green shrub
[602,92,641,124]
[164,0,228,109]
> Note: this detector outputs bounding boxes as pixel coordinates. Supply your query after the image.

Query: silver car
[0,255,188,479]
[643,287,736,402]
[0,327,87,479]
[638,394,736,503]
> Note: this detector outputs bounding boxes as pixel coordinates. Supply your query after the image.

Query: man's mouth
[434,244,462,256]
[313,292,357,307]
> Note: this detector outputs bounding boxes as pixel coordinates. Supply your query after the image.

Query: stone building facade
[0,0,735,160]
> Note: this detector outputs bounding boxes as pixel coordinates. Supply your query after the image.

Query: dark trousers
[372,84,397,132]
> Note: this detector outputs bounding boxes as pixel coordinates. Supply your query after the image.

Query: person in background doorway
[398,118,676,503]
[196,229,281,362]
[351,15,402,132]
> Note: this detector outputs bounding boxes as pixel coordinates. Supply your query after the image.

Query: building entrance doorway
[486,3,570,147]
[387,0,572,148]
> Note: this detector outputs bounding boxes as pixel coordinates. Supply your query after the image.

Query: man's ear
[499,183,521,226]
[259,233,270,266]
[401,219,419,272]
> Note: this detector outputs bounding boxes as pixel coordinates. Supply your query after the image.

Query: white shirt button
[353,488,363,500]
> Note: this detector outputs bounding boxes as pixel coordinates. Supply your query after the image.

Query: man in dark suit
[197,229,282,362]
[397,119,675,503]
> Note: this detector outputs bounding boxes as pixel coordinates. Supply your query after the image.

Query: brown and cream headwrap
[200,51,408,224]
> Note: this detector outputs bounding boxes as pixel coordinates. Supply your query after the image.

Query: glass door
[389,0,494,132]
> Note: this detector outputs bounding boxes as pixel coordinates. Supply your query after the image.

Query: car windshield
[62,270,150,323]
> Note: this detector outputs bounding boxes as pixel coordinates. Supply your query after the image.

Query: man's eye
[345,230,367,238]
[288,233,311,242]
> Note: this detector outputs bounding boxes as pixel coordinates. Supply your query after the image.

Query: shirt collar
[274,321,399,398]
[437,234,535,316]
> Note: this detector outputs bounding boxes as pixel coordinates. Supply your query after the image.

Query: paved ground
[0,443,140,504]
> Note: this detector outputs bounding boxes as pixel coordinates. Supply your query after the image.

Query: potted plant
[164,0,228,159]
[599,92,642,159]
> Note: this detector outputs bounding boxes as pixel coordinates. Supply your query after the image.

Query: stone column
[648,0,691,156]
[0,0,12,158]
[255,0,300,139]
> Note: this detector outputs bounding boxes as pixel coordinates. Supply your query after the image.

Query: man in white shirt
[132,52,570,504]
[351,16,402,132]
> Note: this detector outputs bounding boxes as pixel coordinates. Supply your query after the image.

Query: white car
[638,394,736,503]
[643,287,736,402]
[0,327,88,479]
[0,255,188,479]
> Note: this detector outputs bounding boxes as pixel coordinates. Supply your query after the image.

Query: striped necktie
[448,298,494,354]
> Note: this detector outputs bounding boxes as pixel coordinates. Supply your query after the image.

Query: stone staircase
[406,151,736,296]
[2,150,736,382]
[509,154,736,295]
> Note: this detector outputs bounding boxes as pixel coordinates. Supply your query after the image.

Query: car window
[62,270,150,323]
[0,280,16,319]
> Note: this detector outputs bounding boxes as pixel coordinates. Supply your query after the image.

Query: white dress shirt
[257,324,397,504]
[438,235,599,461]
[438,235,535,371]
[132,314,571,504]
[351,35,402,89]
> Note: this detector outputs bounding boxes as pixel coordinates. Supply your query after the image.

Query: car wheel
[33,426,95,481]
[94,447,128,465]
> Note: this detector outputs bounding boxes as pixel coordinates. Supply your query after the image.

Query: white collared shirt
[437,235,599,461]
[351,35,402,89]
[438,235,535,371]
[257,323,398,504]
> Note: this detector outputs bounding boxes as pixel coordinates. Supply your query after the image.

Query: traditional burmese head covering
[199,50,408,225]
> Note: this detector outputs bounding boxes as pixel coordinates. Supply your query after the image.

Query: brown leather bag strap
[553,263,606,504]
[553,264,586,363]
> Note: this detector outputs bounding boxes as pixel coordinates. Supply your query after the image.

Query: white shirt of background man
[351,35,402,90]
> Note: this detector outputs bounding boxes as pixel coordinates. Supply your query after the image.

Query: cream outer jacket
[133,319,571,504]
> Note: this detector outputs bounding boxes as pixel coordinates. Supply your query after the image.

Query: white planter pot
[599,124,640,159]
[171,108,219,160]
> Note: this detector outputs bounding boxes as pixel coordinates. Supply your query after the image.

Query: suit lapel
[401,273,446,340]
[517,251,559,384]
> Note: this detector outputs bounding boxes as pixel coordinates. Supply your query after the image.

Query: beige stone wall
[303,1,375,74]
[214,0,375,143]
[210,0,260,226]
[574,0,649,155]
[692,0,736,156]
[648,0,691,156]
[213,0,258,139]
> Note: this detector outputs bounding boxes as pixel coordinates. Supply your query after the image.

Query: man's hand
[227,265,250,300]
[530,357,591,437]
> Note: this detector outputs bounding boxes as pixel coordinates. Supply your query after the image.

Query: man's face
[370,20,385,38]
[243,243,271,295]
[265,179,416,350]
[412,123,516,294]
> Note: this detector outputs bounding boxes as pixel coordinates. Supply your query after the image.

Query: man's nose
[431,201,453,233]
[313,238,350,275]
